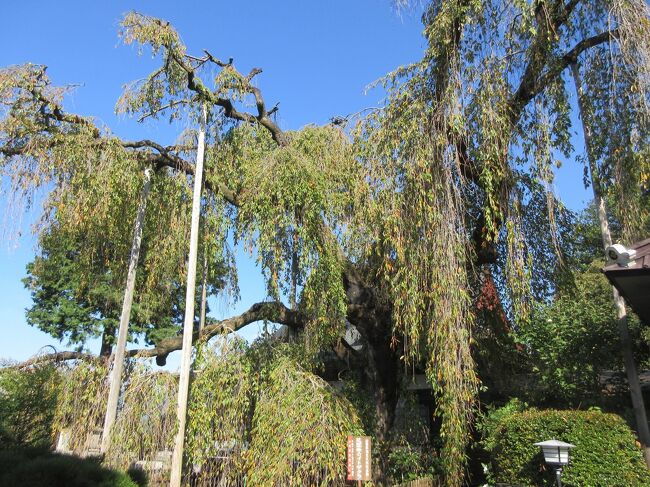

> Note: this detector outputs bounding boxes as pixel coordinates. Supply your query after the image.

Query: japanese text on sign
[347,435,371,481]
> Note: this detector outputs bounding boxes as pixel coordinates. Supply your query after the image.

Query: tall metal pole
[101,166,153,453]
[169,104,207,487]
[571,62,650,467]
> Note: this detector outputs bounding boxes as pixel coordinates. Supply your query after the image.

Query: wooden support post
[571,62,650,467]
[169,104,207,487]
[101,166,153,453]
[198,243,208,335]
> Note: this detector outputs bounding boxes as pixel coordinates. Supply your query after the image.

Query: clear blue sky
[0,1,590,364]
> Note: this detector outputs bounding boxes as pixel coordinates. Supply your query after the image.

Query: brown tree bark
[344,266,400,484]
[99,325,115,358]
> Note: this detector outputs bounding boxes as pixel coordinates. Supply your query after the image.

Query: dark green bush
[482,402,650,486]
[0,448,138,487]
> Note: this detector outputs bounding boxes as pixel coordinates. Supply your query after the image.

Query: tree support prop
[100,166,153,454]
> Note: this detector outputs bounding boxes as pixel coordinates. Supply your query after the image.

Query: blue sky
[0,1,591,364]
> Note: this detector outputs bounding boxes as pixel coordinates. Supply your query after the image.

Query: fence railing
[393,477,438,487]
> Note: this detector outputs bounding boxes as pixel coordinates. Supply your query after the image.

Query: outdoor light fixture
[534,439,575,487]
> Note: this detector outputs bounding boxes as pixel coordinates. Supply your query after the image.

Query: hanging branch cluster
[116,12,366,355]
[0,63,212,347]
[1,11,362,357]
[354,0,639,483]
[45,339,361,486]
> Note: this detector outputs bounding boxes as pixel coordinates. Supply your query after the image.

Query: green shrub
[0,448,138,487]
[482,402,650,486]
[387,444,441,483]
[0,364,61,449]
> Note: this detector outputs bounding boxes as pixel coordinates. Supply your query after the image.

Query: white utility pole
[101,166,153,453]
[169,104,207,487]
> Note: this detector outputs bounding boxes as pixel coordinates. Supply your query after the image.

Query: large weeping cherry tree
[352,0,650,481]
[2,2,650,484]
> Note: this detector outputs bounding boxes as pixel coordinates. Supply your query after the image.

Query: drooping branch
[0,77,242,207]
[465,29,617,263]
[22,71,101,138]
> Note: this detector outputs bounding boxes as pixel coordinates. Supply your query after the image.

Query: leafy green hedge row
[482,402,650,486]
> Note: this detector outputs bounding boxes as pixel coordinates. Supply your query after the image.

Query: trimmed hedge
[483,404,650,486]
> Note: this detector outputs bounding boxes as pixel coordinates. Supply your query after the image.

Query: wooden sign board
[347,435,371,481]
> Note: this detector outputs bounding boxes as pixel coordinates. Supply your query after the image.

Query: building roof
[603,237,650,325]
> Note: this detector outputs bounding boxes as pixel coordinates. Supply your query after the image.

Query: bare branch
[200,50,232,67]
[137,98,192,122]
[267,103,280,116]
[167,50,288,146]
[246,67,263,82]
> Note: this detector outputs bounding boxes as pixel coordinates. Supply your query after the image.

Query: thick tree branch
[11,351,98,369]
[509,26,616,121]
[121,140,241,206]
[169,51,289,146]
[532,29,618,102]
[1,83,242,207]
[128,301,304,365]
[508,0,582,121]
[10,301,304,368]
[0,145,29,157]
[122,139,187,166]
[468,29,616,263]
[26,84,101,137]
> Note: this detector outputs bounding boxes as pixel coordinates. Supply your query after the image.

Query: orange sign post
[347,435,371,485]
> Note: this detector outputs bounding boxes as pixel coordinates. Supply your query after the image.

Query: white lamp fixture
[534,439,575,487]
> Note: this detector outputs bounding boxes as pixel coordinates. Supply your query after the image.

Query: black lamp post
[534,439,575,487]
